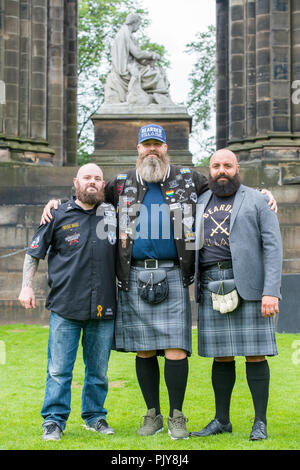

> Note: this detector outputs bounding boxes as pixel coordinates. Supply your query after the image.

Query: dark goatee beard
[76,186,105,206]
[208,173,241,197]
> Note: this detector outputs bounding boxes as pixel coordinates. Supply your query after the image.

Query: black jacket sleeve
[192,170,209,196]
[105,178,118,207]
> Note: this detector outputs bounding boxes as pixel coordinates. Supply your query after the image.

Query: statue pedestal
[91,104,193,179]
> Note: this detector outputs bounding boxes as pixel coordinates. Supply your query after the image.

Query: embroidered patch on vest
[180,168,191,174]
[117,173,127,180]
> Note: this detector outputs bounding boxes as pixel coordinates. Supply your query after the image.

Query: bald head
[74,163,105,208]
[208,148,241,196]
[76,163,103,180]
[210,149,238,167]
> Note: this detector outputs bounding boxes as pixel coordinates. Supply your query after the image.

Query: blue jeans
[41,312,114,431]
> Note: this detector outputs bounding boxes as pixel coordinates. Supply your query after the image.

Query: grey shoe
[42,422,63,441]
[167,409,189,440]
[84,418,114,434]
[137,408,164,436]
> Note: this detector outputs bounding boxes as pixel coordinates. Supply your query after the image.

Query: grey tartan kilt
[115,266,192,355]
[197,266,278,358]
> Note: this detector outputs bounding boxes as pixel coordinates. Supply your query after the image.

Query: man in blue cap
[104,123,209,439]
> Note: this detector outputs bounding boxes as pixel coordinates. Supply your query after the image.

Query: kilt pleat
[197,267,278,358]
[115,266,192,354]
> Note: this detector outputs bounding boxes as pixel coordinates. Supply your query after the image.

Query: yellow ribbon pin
[97,305,103,317]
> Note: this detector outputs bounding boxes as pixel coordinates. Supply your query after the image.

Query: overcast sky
[142,0,216,105]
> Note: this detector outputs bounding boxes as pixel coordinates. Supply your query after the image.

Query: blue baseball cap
[138,124,166,144]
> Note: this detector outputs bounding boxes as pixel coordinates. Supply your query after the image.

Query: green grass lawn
[0,324,300,451]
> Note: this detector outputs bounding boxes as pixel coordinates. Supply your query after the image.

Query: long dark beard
[76,185,105,206]
[208,173,241,197]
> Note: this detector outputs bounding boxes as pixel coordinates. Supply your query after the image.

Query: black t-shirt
[199,193,235,265]
[27,199,117,321]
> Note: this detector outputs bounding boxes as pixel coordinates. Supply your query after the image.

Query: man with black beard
[191,149,282,441]
[18,163,117,441]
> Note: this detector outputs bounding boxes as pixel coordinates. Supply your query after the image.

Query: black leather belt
[200,260,232,272]
[131,259,179,269]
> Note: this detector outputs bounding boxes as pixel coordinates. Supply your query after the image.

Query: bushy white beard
[137,155,169,182]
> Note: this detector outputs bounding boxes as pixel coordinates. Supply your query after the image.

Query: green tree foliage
[78,0,169,164]
[186,25,216,165]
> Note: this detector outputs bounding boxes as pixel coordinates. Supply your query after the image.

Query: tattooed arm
[18,254,40,309]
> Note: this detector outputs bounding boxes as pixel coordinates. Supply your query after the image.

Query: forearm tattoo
[22,254,39,288]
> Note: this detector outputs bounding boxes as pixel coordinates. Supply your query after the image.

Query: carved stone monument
[92,13,193,177]
[104,13,174,106]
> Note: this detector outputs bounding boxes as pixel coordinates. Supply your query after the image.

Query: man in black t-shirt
[191,149,282,441]
[18,164,117,441]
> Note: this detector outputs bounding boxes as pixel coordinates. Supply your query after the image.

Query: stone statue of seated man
[104,13,174,106]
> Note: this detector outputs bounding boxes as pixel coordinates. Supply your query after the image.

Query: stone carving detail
[104,13,174,106]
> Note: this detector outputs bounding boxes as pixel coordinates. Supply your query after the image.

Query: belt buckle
[145,259,158,269]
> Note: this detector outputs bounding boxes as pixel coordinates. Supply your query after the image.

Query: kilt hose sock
[136,355,161,415]
[164,357,188,417]
[212,359,270,425]
[212,360,236,425]
[246,360,270,425]
[135,356,189,418]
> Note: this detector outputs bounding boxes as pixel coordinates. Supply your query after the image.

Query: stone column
[270,0,291,135]
[48,0,64,165]
[19,0,31,138]
[291,0,300,133]
[3,0,20,138]
[228,0,245,142]
[215,0,300,281]
[245,0,256,138]
[31,0,47,140]
[0,0,5,136]
[0,0,78,165]
[255,0,271,136]
[216,0,229,149]
[216,0,300,180]
[47,0,78,166]
[63,0,78,166]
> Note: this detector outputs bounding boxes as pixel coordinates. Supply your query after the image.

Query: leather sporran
[137,269,169,305]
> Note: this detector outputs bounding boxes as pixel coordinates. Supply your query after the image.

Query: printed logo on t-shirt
[202,195,234,258]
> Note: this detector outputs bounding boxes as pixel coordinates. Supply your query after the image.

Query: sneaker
[167,409,189,440]
[84,418,114,435]
[137,408,164,436]
[42,422,63,441]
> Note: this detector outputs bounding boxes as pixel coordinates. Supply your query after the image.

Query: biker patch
[30,236,40,249]
[65,232,80,246]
